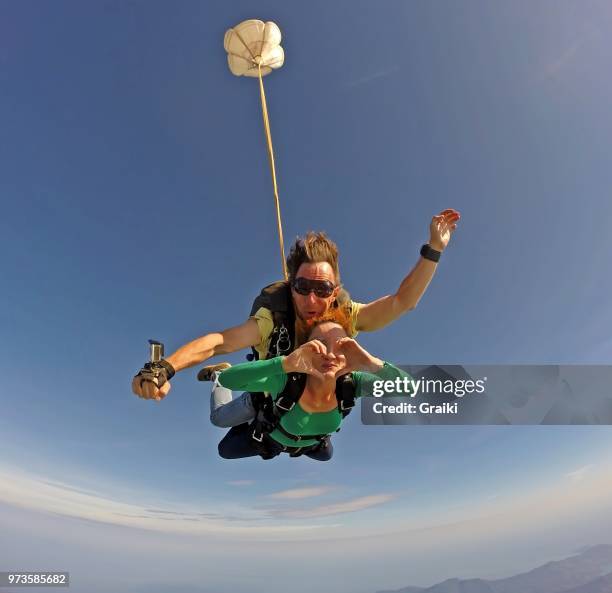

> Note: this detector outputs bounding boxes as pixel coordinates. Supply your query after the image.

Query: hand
[429,208,460,252]
[334,338,383,376]
[132,365,172,402]
[282,340,328,380]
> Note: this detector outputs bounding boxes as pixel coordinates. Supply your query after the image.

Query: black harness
[248,281,295,362]
[249,373,356,458]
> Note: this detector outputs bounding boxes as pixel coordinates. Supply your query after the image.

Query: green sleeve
[218,356,287,394]
[354,362,414,398]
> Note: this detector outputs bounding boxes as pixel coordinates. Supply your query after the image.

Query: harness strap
[336,373,357,418]
[251,432,321,459]
[274,422,328,443]
[249,373,357,459]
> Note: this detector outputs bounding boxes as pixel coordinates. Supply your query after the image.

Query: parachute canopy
[223,19,284,77]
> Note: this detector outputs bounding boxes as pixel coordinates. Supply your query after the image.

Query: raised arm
[356,209,459,332]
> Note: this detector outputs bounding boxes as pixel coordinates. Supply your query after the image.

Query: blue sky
[2,2,612,592]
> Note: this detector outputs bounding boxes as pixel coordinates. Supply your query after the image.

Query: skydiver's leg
[303,436,334,461]
[217,424,259,459]
[217,423,281,460]
[209,372,256,428]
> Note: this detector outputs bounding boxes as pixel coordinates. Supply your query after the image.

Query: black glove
[134,359,176,389]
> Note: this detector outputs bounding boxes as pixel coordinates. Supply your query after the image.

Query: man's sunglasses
[292,277,336,298]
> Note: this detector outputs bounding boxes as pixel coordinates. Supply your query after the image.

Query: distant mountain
[377,544,612,593]
[420,578,495,593]
[559,572,612,593]
[378,587,425,593]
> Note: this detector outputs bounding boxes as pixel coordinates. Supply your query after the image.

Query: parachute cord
[257,61,288,281]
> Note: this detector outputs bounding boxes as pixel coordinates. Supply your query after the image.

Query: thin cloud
[565,464,595,482]
[267,486,335,500]
[545,38,584,78]
[0,465,333,538]
[345,66,400,88]
[273,494,397,519]
[543,26,600,79]
[227,480,255,487]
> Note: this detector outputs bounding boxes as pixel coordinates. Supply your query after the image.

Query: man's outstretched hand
[132,367,172,402]
[429,208,460,252]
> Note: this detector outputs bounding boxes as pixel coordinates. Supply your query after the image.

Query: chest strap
[250,373,356,444]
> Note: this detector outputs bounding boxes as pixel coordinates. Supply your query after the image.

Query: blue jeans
[210,380,333,461]
[209,381,256,428]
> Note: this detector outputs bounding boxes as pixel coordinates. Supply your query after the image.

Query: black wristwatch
[420,243,442,262]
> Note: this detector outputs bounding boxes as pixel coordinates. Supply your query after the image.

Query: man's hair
[286,231,341,284]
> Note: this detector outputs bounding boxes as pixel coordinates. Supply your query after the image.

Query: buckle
[252,429,264,443]
[275,326,291,356]
[340,400,355,410]
[275,399,294,412]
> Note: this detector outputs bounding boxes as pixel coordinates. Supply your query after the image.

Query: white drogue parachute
[224,19,288,279]
[223,19,284,77]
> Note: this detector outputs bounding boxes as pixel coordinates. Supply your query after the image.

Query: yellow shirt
[250,301,362,360]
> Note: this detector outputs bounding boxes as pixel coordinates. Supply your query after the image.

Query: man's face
[291,262,339,321]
